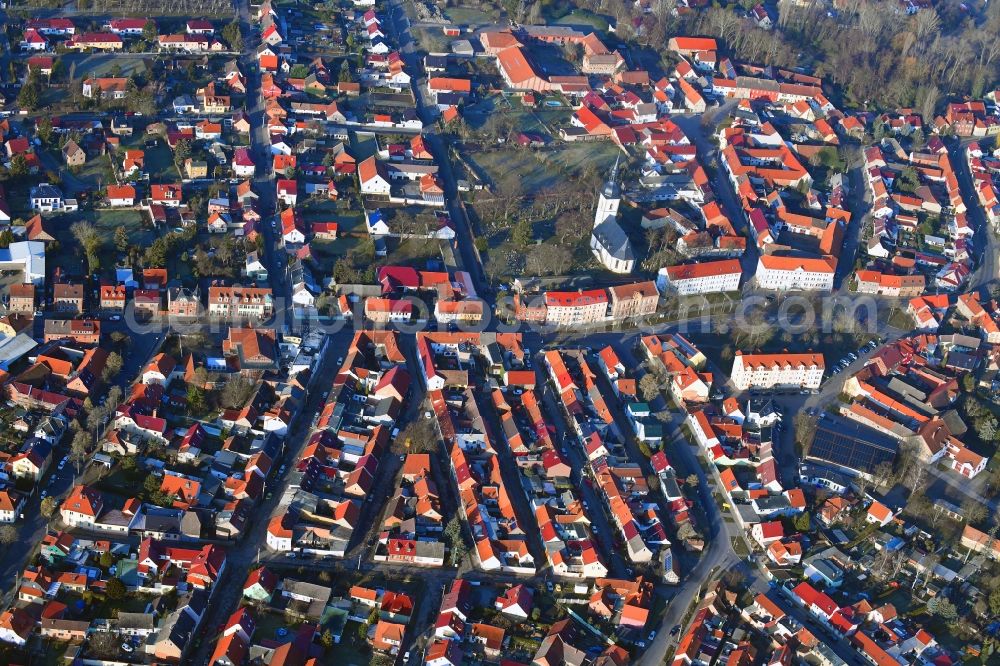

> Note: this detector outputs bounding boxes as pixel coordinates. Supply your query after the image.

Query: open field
[465,141,620,195]
[552,9,612,32]
[62,53,151,79]
[48,208,156,278]
[442,5,498,24]
[409,25,451,54]
[463,140,622,279]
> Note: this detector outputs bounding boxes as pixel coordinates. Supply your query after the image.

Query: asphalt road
[187,328,352,665]
[673,109,760,279]
[952,139,999,292]
[384,0,489,297]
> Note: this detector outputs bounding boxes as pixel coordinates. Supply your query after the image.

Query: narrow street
[951,140,998,292]
[188,330,349,665]
[384,0,489,297]
[673,108,759,280]
[836,146,871,289]
[536,371,630,580]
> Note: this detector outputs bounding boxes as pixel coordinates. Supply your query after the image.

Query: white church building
[589,157,635,274]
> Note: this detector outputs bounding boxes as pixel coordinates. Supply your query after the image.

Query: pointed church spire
[601,154,622,200]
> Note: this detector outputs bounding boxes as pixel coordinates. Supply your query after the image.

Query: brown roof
[9,283,34,300]
[608,281,658,301]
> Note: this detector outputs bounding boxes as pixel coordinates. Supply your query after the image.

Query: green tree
[99,551,116,568]
[173,140,192,163]
[898,166,920,194]
[50,59,66,82]
[793,512,811,532]
[114,226,129,254]
[0,525,17,544]
[223,21,243,51]
[928,597,958,621]
[511,218,533,248]
[37,118,54,145]
[338,60,352,83]
[102,352,123,383]
[187,385,206,413]
[444,516,467,566]
[7,154,28,178]
[976,414,999,442]
[143,474,161,496]
[71,222,102,275]
[144,235,174,267]
[319,629,334,649]
[40,496,57,518]
[105,577,126,600]
[121,455,137,472]
[70,431,90,472]
[17,77,40,111]
[142,20,158,41]
[872,120,886,141]
[990,587,1000,617]
[0,229,14,249]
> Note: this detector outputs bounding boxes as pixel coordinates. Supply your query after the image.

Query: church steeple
[601,154,622,200]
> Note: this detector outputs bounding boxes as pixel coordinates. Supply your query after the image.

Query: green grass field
[467,141,620,197]
[49,208,156,277]
[62,54,150,79]
[443,5,499,24]
[552,9,611,33]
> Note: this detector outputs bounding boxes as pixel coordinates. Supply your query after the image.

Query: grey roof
[135,506,184,533]
[283,579,332,604]
[945,352,978,371]
[805,558,844,583]
[116,613,155,630]
[885,377,926,401]
[0,333,37,369]
[592,220,635,262]
[424,54,449,68]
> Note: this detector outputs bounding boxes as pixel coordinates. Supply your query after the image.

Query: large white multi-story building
[658,259,743,295]
[731,351,825,390]
[207,285,274,320]
[755,255,835,292]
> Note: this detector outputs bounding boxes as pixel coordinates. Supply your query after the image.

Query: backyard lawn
[552,9,611,32]
[462,94,571,137]
[48,208,155,278]
[73,153,115,190]
[443,5,498,24]
[62,54,150,79]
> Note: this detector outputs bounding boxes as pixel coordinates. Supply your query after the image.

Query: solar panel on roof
[807,416,897,475]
